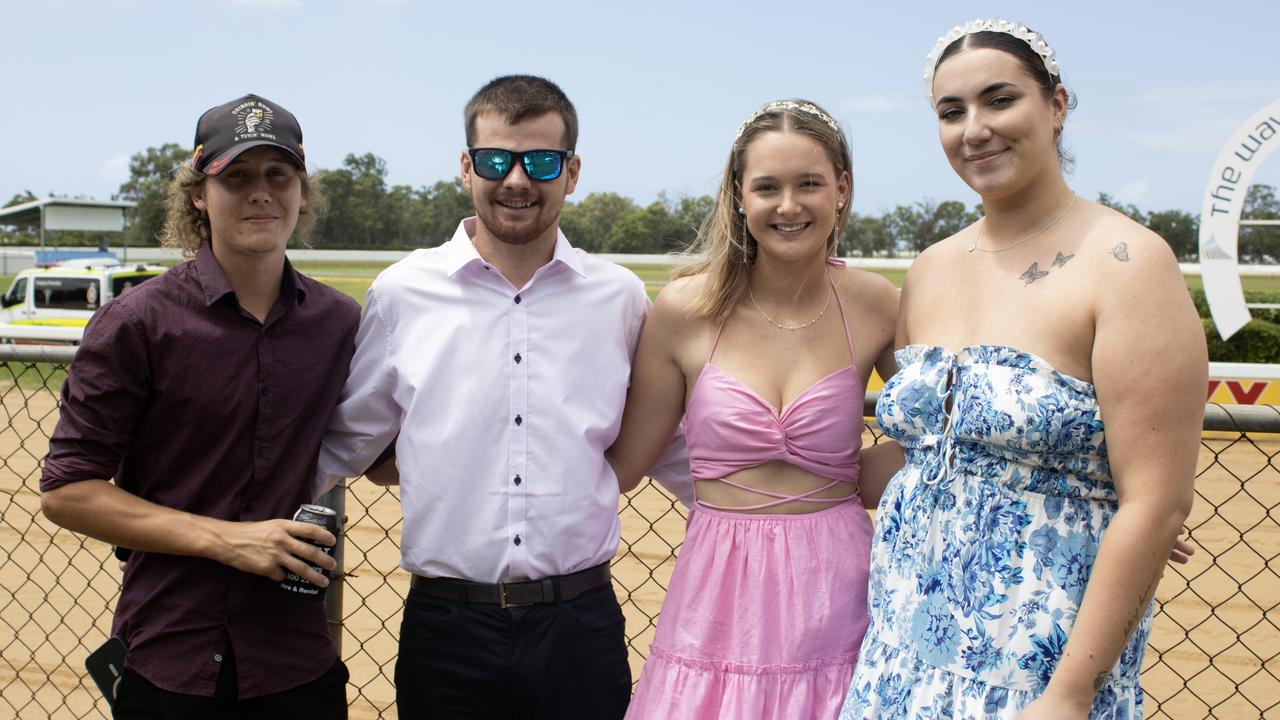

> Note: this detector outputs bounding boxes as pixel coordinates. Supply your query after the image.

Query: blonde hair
[159,163,324,255]
[676,99,853,320]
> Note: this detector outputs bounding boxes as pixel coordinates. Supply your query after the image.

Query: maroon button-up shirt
[41,244,360,698]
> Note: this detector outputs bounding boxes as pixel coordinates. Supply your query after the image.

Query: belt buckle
[498,581,532,609]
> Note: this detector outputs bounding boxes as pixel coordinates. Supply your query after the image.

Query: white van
[0,263,166,329]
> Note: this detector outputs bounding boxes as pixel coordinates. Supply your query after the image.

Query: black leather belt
[410,562,611,609]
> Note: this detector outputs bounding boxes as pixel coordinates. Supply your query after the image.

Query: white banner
[1200,99,1280,340]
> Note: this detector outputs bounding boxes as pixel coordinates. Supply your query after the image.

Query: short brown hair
[159,163,324,254]
[464,75,578,150]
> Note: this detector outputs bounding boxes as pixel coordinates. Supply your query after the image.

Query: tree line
[4,144,1279,261]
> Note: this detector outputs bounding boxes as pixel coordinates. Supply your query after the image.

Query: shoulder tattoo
[1111,242,1130,262]
[1051,251,1075,268]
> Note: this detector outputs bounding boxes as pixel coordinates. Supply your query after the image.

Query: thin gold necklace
[747,275,833,331]
[968,194,1078,253]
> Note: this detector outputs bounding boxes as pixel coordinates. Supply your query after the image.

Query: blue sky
[3,0,1277,218]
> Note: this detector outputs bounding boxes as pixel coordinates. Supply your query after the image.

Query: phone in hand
[85,636,127,707]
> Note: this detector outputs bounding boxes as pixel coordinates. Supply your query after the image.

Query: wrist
[1041,675,1099,711]
[189,514,232,565]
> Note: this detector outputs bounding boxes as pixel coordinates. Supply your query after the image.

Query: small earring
[837,202,844,210]
[737,206,744,214]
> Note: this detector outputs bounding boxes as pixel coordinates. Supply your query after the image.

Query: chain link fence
[1,349,1277,719]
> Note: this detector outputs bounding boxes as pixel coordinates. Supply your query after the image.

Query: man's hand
[215,519,336,586]
[1168,536,1195,565]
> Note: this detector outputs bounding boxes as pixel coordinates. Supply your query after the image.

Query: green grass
[6,263,1280,311]
[1181,274,1280,294]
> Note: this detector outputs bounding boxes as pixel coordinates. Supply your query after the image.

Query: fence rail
[0,352,1276,719]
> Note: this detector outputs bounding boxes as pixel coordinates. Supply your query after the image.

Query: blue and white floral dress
[839,345,1149,719]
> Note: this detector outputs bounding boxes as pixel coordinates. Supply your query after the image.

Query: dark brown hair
[936,30,1078,170]
[464,75,579,150]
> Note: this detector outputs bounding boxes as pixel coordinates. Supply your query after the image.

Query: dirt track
[2,389,1276,718]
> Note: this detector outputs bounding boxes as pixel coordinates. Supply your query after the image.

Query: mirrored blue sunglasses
[468,148,573,182]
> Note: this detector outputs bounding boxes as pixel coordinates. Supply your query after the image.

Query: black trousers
[395,581,632,719]
[113,648,348,720]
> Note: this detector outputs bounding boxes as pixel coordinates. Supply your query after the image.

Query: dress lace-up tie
[922,361,962,489]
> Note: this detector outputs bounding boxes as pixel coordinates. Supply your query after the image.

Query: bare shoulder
[651,273,708,328]
[1080,202,1182,287]
[904,222,980,287]
[833,265,899,320]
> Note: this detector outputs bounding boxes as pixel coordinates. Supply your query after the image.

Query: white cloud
[230,0,303,8]
[840,94,914,114]
[1134,81,1277,106]
[1113,179,1155,205]
[100,153,130,186]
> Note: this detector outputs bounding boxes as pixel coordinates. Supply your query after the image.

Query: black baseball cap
[190,93,305,176]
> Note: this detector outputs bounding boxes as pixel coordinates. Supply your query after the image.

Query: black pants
[113,648,348,720]
[395,582,632,719]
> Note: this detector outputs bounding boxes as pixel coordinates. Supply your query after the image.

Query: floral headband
[923,18,1061,106]
[734,100,841,142]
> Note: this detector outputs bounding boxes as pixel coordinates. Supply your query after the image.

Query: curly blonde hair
[676,99,853,321]
[159,163,325,254]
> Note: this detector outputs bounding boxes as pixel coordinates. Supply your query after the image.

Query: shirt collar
[443,217,585,279]
[193,242,306,307]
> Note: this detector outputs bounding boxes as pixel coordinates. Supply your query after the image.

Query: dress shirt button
[514,475,522,486]
[513,535,522,546]
[514,415,522,426]
[256,446,266,458]
[260,387,270,397]
[213,653,223,663]
[514,353,522,364]
[514,294,522,304]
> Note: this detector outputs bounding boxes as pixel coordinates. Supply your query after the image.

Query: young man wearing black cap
[41,93,359,719]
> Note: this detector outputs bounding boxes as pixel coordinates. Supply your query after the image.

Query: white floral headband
[734,100,841,142]
[923,18,1062,106]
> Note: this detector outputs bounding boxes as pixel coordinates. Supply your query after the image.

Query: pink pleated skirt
[625,499,872,720]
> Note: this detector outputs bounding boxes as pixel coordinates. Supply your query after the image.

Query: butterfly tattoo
[1051,251,1075,268]
[1020,262,1049,285]
[1112,242,1130,262]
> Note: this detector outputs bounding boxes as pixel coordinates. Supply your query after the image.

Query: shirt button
[514,353,522,364]
[514,294,522,304]
[514,415,522,426]
[513,535,522,546]
[213,653,223,663]
[513,475,522,486]
[260,387,270,396]
[256,446,266,458]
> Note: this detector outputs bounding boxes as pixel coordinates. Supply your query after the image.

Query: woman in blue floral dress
[839,19,1207,720]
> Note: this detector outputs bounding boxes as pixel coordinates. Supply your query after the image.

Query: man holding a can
[41,93,359,718]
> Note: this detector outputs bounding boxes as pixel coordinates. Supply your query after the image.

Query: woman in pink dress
[606,99,902,719]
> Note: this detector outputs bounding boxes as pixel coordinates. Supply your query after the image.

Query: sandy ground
[1,387,1276,719]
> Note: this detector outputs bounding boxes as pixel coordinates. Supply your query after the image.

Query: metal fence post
[317,478,347,655]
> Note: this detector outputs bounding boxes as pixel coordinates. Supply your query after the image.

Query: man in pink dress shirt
[319,75,688,719]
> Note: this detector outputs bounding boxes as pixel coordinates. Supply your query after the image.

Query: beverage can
[279,504,338,601]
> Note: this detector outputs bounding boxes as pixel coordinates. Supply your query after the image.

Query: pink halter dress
[625,268,873,720]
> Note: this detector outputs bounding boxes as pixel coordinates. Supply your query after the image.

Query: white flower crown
[734,100,841,142]
[923,18,1062,106]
